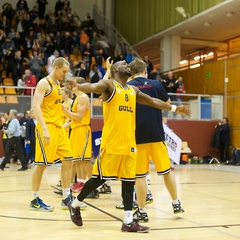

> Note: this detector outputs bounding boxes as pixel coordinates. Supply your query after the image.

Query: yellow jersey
[2,120,8,139]
[61,99,73,124]
[100,81,136,155]
[71,93,91,129]
[41,77,62,127]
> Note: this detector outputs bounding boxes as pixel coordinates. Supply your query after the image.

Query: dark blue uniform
[128,77,169,144]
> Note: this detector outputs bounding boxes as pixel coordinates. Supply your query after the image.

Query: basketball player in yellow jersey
[30,57,73,212]
[62,77,92,194]
[66,59,190,232]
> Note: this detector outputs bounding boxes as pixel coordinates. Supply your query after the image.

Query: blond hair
[52,57,70,68]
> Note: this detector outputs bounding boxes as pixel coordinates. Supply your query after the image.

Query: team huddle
[30,56,190,233]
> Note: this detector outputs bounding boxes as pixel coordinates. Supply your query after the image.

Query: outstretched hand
[106,57,113,71]
[176,105,191,117]
[65,79,77,91]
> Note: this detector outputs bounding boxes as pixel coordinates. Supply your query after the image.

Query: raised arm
[134,86,190,116]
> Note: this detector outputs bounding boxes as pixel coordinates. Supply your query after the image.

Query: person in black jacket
[218,117,230,163]
[25,111,36,165]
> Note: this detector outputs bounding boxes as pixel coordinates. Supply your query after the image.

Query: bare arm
[32,79,51,144]
[134,86,190,116]
[62,94,89,121]
[67,78,114,101]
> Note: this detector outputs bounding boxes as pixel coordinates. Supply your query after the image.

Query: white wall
[3,0,98,20]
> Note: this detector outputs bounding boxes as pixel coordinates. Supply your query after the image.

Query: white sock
[139,207,147,213]
[32,191,39,200]
[172,199,179,205]
[71,197,82,208]
[123,210,133,224]
[62,188,71,199]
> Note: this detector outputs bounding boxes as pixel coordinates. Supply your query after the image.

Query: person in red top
[23,69,37,95]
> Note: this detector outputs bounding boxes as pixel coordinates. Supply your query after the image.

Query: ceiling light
[175,6,190,18]
[190,64,200,69]
[225,12,234,17]
[203,22,211,27]
[183,30,191,35]
[180,60,188,64]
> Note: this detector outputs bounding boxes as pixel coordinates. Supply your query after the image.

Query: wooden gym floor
[0,162,240,240]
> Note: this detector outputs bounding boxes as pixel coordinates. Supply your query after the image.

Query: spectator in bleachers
[47,50,59,74]
[12,31,22,50]
[74,60,88,79]
[60,31,74,55]
[143,55,153,77]
[90,30,98,55]
[29,50,44,82]
[125,49,137,63]
[64,54,74,73]
[5,46,14,78]
[81,12,94,32]
[37,0,48,20]
[8,28,17,41]
[70,11,81,32]
[1,36,15,68]
[114,38,129,62]
[16,0,29,12]
[12,50,25,86]
[45,15,58,34]
[89,64,102,98]
[94,48,105,77]
[149,67,162,81]
[23,69,37,95]
[29,5,38,22]
[43,34,55,64]
[2,3,16,25]
[97,29,109,60]
[63,0,70,11]
[24,13,33,36]
[71,30,80,54]
[79,29,89,56]
[59,11,70,33]
[82,42,92,68]
[44,9,53,23]
[55,0,64,16]
[15,14,26,42]
[32,16,42,35]
[0,15,11,36]
[31,38,41,54]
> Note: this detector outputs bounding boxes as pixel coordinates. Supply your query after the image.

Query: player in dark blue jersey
[128,58,185,222]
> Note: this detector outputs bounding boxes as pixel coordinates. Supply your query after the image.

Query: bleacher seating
[0,96,6,103]
[5,87,16,94]
[6,95,18,104]
[3,78,14,86]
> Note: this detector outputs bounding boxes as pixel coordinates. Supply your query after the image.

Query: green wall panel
[114,0,224,45]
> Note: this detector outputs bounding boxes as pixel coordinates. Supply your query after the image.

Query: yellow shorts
[35,123,72,165]
[92,147,137,181]
[136,141,171,177]
[70,125,92,161]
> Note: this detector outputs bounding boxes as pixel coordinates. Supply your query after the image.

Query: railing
[0,86,223,120]
[90,92,223,120]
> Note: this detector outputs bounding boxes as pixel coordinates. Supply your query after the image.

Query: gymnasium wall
[90,118,219,159]
[114,0,224,45]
